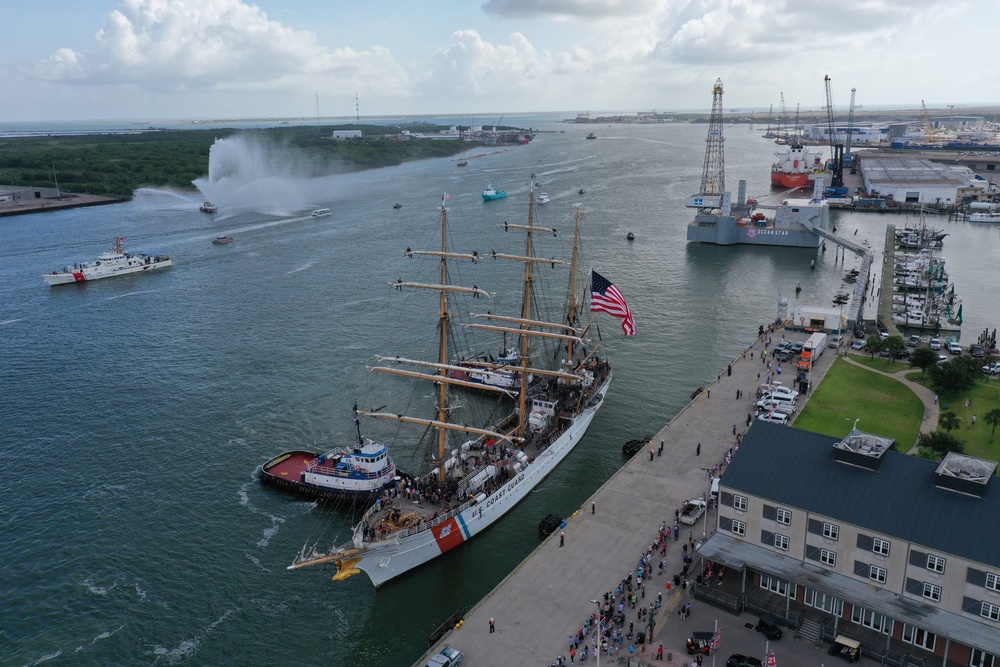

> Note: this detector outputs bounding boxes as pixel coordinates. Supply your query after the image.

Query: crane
[824,74,845,190]
[846,88,857,173]
[684,79,726,211]
[921,100,936,143]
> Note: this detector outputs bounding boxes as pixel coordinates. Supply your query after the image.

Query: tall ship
[42,236,172,286]
[286,188,614,588]
[685,80,828,248]
[770,143,824,189]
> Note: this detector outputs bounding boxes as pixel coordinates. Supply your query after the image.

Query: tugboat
[259,407,398,504]
[482,180,507,201]
[42,237,172,286]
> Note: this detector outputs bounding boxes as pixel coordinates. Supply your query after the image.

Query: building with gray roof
[697,421,1000,667]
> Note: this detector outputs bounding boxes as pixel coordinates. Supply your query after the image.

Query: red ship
[770,143,824,189]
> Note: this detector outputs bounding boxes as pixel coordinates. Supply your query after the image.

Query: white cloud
[482,0,662,19]
[26,0,411,97]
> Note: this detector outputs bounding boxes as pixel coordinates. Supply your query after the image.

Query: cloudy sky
[2,0,994,122]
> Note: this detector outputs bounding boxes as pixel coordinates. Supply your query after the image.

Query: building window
[733,495,748,512]
[774,534,789,551]
[902,624,937,651]
[820,549,837,567]
[804,588,843,616]
[926,554,946,574]
[851,606,892,634]
[760,575,796,598]
[970,648,996,667]
[822,522,839,540]
[776,508,792,525]
[922,583,941,602]
[986,572,1000,592]
[869,565,887,584]
[982,602,1000,622]
[732,519,746,536]
[873,538,891,556]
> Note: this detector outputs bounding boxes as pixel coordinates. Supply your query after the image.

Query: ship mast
[564,207,583,367]
[516,188,537,440]
[436,204,450,484]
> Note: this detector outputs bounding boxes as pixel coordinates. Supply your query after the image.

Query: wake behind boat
[286,187,628,589]
[43,236,172,286]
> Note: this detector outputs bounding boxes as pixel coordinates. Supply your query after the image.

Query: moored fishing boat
[286,187,631,588]
[42,236,172,286]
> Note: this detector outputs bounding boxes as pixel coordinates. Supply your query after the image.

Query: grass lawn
[794,358,924,446]
[936,377,1000,461]
[847,353,910,374]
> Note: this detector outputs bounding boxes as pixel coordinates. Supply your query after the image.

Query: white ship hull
[43,258,173,285]
[334,374,611,588]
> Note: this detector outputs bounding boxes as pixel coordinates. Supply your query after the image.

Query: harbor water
[2,118,998,666]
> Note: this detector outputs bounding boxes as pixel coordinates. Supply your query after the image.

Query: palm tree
[939,411,961,433]
[985,407,1000,444]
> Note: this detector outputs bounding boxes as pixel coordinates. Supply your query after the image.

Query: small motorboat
[312,208,332,218]
[586,132,596,139]
[626,232,635,241]
[393,203,402,209]
[536,193,551,205]
[578,189,585,195]
[212,236,234,245]
[456,161,468,167]
[200,202,217,214]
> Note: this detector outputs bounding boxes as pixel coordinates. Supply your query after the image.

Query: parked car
[774,350,792,362]
[850,339,865,350]
[687,631,715,655]
[755,615,783,640]
[773,342,791,353]
[982,362,1000,376]
[937,354,948,363]
[828,635,861,662]
[756,401,795,415]
[947,341,962,355]
[789,341,805,354]
[907,335,921,347]
[425,646,464,667]
[727,654,764,667]
[970,344,984,357]
[929,338,942,350]
[764,384,799,400]
[679,498,708,525]
[756,393,797,407]
[878,330,889,339]
[829,335,843,349]
[757,412,790,425]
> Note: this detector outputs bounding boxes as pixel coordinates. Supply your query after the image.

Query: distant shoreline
[0,193,124,218]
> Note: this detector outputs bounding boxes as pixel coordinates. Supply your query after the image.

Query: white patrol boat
[43,237,172,286]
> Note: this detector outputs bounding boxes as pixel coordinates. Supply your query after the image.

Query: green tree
[985,407,1000,444]
[915,430,965,460]
[927,358,979,395]
[910,347,939,379]
[885,336,907,363]
[864,335,886,359]
[939,411,961,433]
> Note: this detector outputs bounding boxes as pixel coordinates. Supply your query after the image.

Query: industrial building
[697,422,1000,667]
[858,156,984,205]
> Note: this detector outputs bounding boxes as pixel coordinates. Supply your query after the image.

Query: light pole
[590,599,602,667]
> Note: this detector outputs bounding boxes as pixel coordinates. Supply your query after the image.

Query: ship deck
[261,450,319,483]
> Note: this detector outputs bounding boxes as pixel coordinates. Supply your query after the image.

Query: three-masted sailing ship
[287,187,613,588]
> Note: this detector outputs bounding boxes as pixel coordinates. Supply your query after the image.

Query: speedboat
[536,193,551,204]
[393,203,402,209]
[312,208,332,218]
[200,202,217,213]
[212,236,234,245]
[586,132,596,139]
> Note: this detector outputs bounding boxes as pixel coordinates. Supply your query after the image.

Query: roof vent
[934,452,996,498]
[833,427,895,471]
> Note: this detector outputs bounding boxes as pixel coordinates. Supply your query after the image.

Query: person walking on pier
[696,442,701,456]
[489,617,495,633]
[592,501,596,515]
[560,531,565,547]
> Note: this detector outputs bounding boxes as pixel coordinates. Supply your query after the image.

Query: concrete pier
[416,328,843,666]
[877,224,901,337]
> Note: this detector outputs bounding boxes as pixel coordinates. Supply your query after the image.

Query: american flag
[590,270,636,336]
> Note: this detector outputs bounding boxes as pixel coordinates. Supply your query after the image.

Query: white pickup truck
[425,646,464,667]
[679,498,707,525]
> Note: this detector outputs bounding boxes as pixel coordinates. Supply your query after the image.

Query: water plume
[193,134,333,217]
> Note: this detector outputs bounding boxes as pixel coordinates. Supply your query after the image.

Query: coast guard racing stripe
[431,515,471,553]
[73,272,87,282]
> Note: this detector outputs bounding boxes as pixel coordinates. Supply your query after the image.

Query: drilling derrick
[698,78,726,201]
